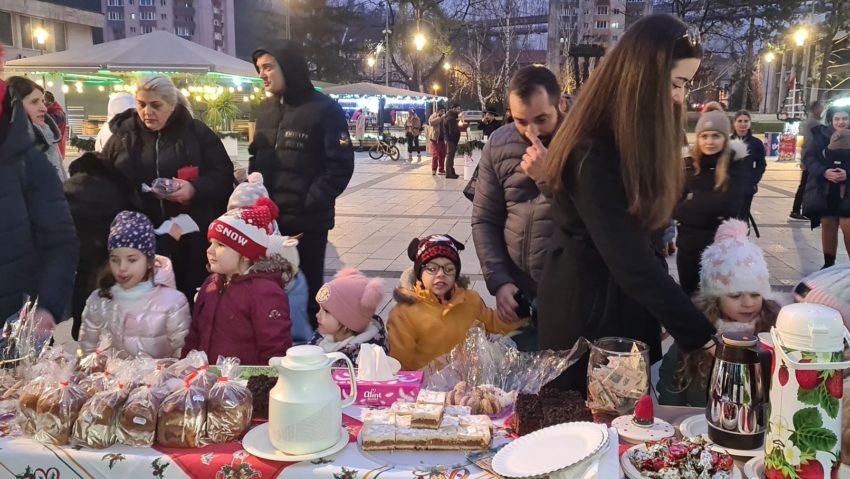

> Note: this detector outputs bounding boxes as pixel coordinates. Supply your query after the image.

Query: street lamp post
[414,32,426,92]
[34,27,48,55]
[443,62,451,101]
[794,29,807,103]
[34,27,49,87]
[762,51,775,113]
[367,56,376,83]
[432,82,440,110]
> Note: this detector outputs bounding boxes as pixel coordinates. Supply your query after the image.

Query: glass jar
[586,337,651,420]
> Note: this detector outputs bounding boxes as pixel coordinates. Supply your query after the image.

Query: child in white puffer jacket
[79,211,191,359]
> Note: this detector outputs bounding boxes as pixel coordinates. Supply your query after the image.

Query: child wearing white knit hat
[658,219,781,407]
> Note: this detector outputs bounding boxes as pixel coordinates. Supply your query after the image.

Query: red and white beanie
[208,198,280,261]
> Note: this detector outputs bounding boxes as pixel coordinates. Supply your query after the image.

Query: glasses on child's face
[423,262,456,277]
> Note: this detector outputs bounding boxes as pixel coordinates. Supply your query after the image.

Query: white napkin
[154,214,199,236]
[356,344,401,381]
[552,427,620,479]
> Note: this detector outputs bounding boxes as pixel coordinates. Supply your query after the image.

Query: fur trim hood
[729,138,749,161]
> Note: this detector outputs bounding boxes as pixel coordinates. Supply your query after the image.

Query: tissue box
[331,368,424,407]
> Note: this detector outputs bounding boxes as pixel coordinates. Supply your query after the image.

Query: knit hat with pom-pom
[699,218,770,297]
[315,268,384,333]
[228,172,272,211]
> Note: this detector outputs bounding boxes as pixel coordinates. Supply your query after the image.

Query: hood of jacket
[252,42,315,106]
[107,93,136,121]
[248,253,298,284]
[154,255,178,289]
[0,94,37,167]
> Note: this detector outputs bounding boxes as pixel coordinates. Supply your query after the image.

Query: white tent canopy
[324,82,440,99]
[5,31,257,78]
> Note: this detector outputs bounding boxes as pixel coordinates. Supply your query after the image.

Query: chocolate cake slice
[516,388,592,436]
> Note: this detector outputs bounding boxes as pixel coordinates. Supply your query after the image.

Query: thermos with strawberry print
[765,303,850,479]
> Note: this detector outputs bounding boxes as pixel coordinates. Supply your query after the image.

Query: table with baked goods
[0,403,783,479]
[0,404,511,479]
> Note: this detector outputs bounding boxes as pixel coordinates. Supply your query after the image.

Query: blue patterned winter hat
[108,211,156,257]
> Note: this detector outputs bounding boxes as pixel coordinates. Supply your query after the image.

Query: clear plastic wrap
[1,299,51,369]
[78,334,113,375]
[206,357,252,443]
[15,362,50,436]
[72,361,134,448]
[35,361,88,445]
[156,371,207,448]
[78,357,125,397]
[118,370,173,447]
[423,324,589,413]
[163,350,216,392]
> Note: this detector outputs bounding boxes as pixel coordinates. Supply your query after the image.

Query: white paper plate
[744,455,850,479]
[679,414,763,458]
[620,444,742,479]
[492,422,607,478]
[612,415,675,444]
[242,423,349,462]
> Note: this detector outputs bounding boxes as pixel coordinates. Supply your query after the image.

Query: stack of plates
[491,422,609,478]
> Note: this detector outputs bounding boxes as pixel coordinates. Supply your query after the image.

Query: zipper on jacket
[520,197,536,273]
[155,132,165,220]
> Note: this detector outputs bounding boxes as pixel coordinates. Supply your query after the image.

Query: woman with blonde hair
[673,108,750,294]
[100,74,234,303]
[537,14,717,390]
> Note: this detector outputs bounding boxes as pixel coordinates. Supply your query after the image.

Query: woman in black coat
[101,74,234,303]
[803,105,850,269]
[674,109,751,295]
[537,14,716,392]
[64,152,141,339]
[731,110,767,219]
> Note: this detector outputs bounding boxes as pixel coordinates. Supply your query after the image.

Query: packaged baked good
[157,371,207,448]
[78,334,113,375]
[72,361,134,448]
[118,369,172,447]
[78,357,125,397]
[206,357,252,443]
[35,361,89,445]
[15,363,49,436]
[163,350,216,392]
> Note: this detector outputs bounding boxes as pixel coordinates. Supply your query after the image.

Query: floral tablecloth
[0,407,504,479]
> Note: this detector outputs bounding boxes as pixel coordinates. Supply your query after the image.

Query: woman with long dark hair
[538,14,717,390]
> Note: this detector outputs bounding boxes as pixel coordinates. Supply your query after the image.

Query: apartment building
[547,0,653,82]
[102,0,235,55]
[1,0,103,60]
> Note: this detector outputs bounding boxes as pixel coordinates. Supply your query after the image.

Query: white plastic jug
[267,345,356,455]
[765,303,850,478]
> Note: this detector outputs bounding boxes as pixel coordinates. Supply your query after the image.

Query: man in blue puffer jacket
[0,74,78,337]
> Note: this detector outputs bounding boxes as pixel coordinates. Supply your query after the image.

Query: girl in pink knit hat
[308,268,387,363]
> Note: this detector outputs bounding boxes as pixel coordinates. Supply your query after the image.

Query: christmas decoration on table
[612,394,676,444]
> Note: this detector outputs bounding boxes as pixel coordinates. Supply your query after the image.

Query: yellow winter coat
[388,282,524,371]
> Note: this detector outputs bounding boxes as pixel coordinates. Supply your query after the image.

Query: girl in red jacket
[184,199,293,365]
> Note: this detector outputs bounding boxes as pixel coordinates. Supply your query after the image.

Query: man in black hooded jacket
[250,42,355,328]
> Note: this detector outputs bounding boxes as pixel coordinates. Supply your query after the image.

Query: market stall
[3,31,270,155]
[324,82,445,147]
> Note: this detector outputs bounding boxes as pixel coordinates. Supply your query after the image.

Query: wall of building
[2,0,102,60]
[102,0,234,55]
